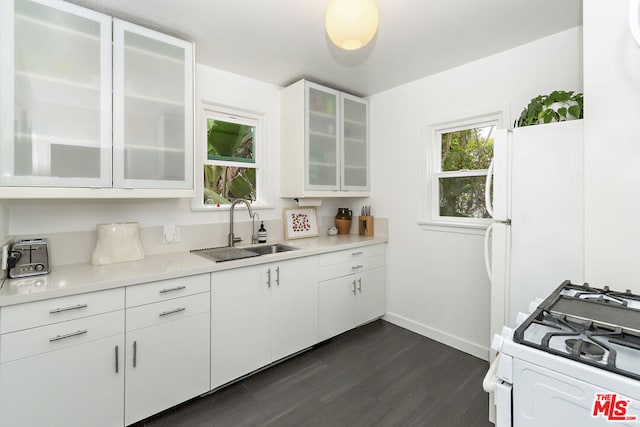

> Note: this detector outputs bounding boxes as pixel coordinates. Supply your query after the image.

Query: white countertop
[0,235,387,307]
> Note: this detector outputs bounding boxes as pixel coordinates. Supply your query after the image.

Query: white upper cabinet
[0,0,113,188]
[341,93,369,191]
[0,0,194,198]
[281,80,370,198]
[113,19,193,190]
[305,83,340,190]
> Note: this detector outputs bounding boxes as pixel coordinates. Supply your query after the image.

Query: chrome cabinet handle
[352,280,357,295]
[115,345,119,373]
[159,307,186,317]
[133,341,137,368]
[275,267,280,286]
[352,251,363,256]
[267,268,271,288]
[357,278,362,293]
[49,304,87,314]
[49,329,87,342]
[352,265,363,270]
[159,285,186,294]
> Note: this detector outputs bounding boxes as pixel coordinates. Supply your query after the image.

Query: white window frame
[420,106,508,232]
[192,101,267,211]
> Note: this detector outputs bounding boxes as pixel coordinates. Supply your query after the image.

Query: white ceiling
[70,0,582,96]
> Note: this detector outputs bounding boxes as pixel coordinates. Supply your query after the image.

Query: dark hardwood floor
[137,320,492,427]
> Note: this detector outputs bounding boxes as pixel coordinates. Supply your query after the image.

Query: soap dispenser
[258,221,267,243]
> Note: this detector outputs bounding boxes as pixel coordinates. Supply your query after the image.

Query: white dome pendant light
[325,0,379,50]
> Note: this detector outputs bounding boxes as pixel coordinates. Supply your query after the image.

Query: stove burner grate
[565,338,605,361]
[515,281,640,382]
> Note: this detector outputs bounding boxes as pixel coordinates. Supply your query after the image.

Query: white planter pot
[539,101,579,124]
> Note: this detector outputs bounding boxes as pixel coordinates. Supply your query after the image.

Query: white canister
[91,222,145,265]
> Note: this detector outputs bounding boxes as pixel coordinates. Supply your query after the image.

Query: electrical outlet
[162,224,181,244]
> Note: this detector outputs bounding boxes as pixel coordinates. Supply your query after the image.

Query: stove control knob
[491,334,504,352]
[515,312,528,325]
[34,264,44,271]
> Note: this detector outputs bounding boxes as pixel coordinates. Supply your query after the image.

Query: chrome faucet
[229,198,254,247]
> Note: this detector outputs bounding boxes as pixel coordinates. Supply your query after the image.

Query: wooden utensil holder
[358,216,374,237]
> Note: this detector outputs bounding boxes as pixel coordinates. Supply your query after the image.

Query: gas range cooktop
[514,281,640,381]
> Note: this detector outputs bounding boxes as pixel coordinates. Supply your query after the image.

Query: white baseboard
[383,312,490,361]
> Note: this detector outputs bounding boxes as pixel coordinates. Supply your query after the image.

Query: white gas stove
[486,281,640,426]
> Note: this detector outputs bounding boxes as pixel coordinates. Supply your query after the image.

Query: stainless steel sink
[191,244,297,263]
[247,244,298,256]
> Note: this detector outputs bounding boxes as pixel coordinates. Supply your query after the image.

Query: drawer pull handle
[352,251,364,256]
[133,341,137,368]
[159,285,186,294]
[275,267,280,286]
[357,278,362,292]
[49,329,87,342]
[352,280,357,295]
[352,265,363,270]
[159,307,186,317]
[115,345,119,373]
[49,304,88,314]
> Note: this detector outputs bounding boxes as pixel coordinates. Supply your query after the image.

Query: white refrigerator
[484,120,585,353]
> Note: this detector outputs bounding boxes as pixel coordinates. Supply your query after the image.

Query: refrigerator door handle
[484,223,494,279]
[485,158,495,218]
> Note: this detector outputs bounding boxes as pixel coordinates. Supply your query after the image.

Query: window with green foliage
[427,111,503,225]
[202,110,259,206]
[436,125,494,219]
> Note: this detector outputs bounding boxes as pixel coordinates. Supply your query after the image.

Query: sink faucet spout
[229,198,254,247]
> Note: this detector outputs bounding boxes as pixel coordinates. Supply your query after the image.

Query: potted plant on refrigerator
[515,90,583,127]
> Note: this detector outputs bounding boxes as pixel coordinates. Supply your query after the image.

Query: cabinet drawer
[0,288,124,334]
[319,254,385,281]
[126,293,209,332]
[319,244,385,267]
[126,274,210,308]
[1,310,124,363]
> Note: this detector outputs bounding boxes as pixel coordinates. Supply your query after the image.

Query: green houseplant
[515,90,583,127]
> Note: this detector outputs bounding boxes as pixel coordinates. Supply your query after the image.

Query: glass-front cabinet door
[0,0,112,187]
[305,83,340,191]
[341,94,369,191]
[113,19,193,189]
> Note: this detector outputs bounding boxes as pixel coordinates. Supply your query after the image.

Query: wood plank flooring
[136,320,492,427]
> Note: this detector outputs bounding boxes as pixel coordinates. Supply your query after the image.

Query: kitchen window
[195,104,264,208]
[422,108,507,230]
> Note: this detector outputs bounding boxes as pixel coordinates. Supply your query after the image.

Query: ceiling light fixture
[325,0,379,51]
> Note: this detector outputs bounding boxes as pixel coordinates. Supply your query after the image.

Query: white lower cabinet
[124,277,210,425]
[357,267,386,324]
[0,333,125,427]
[0,296,125,427]
[0,245,385,425]
[211,256,319,388]
[318,245,386,341]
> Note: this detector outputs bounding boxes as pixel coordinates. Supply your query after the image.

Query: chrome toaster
[8,238,50,278]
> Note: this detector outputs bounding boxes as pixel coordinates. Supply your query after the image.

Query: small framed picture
[283,207,319,240]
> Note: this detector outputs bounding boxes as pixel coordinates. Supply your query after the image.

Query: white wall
[0,201,8,242]
[369,27,583,359]
[7,64,344,237]
[583,1,640,292]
